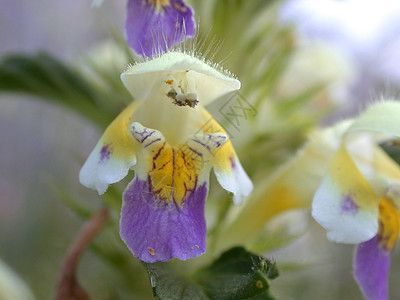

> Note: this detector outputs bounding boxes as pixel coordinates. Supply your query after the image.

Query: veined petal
[312,145,379,244]
[120,122,227,261]
[130,122,227,204]
[199,110,253,205]
[125,0,195,57]
[79,102,138,194]
[354,235,391,300]
[120,177,208,262]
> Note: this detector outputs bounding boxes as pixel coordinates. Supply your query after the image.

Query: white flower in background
[0,259,35,300]
[311,101,400,300]
[221,100,400,300]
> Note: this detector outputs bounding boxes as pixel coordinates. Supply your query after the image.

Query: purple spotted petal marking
[99,144,111,164]
[340,194,359,215]
[354,235,391,300]
[120,177,207,262]
[125,0,196,57]
[229,156,236,169]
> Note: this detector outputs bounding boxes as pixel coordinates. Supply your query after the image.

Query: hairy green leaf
[196,247,278,300]
[144,262,209,300]
[143,247,278,300]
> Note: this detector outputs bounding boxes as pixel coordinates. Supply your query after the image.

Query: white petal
[311,146,380,243]
[79,102,138,194]
[79,141,136,194]
[214,156,253,205]
[312,175,378,243]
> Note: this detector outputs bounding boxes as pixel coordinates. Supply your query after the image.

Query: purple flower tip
[120,178,207,263]
[354,235,391,300]
[125,0,196,57]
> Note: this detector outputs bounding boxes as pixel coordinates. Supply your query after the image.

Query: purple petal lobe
[125,0,196,57]
[354,235,391,300]
[120,177,207,262]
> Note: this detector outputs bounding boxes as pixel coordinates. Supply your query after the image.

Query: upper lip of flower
[121,51,241,112]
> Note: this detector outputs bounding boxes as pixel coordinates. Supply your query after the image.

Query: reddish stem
[56,208,109,300]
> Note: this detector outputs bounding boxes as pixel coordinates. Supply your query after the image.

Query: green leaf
[196,247,278,300]
[143,262,209,300]
[0,52,117,128]
[143,247,278,300]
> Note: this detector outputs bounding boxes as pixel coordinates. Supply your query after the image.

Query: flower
[219,101,400,299]
[311,101,400,300]
[217,115,344,250]
[79,51,253,262]
[125,0,196,57]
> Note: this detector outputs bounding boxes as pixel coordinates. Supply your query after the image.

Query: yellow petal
[79,101,138,194]
[378,197,400,251]
[199,109,253,205]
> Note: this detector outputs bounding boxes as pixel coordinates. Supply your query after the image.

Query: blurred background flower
[0,258,36,300]
[281,0,400,122]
